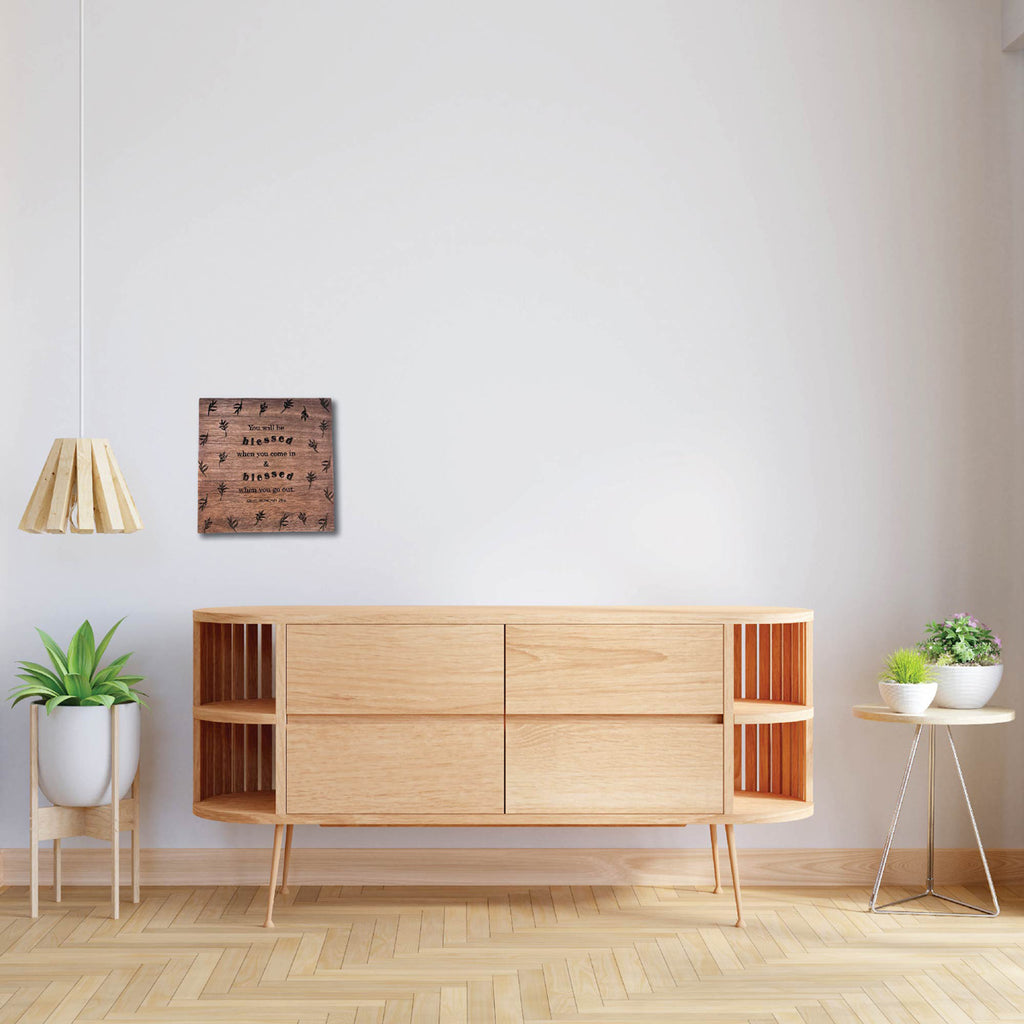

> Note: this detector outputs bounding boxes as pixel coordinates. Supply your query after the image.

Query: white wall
[1005,0,1024,49]
[2,0,1022,854]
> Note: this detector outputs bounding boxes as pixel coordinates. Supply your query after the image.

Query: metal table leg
[869,724,998,916]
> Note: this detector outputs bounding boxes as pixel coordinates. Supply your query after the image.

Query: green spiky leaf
[81,694,115,707]
[90,681,130,697]
[10,680,58,696]
[35,628,68,677]
[9,687,57,707]
[14,672,60,692]
[92,617,125,679]
[17,662,62,687]
[73,620,96,680]
[45,694,75,714]
[62,672,90,699]
[92,654,132,685]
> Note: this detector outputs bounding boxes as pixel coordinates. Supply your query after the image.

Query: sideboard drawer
[506,716,724,814]
[505,625,724,714]
[286,625,504,714]
[286,716,504,814]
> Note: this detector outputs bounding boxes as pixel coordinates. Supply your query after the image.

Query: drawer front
[286,624,504,714]
[286,716,504,814]
[506,717,724,814]
[505,625,724,714]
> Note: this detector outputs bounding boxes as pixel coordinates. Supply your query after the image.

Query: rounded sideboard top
[852,704,1015,726]
[193,605,814,625]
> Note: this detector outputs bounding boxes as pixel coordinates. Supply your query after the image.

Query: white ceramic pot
[36,703,140,807]
[931,664,1003,709]
[878,680,937,715]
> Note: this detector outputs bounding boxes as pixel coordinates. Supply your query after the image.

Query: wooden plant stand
[29,703,141,919]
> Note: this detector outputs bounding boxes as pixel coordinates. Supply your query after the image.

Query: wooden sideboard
[193,606,813,926]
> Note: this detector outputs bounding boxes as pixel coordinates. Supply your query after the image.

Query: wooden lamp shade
[19,438,142,534]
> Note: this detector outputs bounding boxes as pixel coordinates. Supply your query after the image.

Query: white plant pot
[36,703,140,807]
[878,680,937,715]
[931,664,1003,709]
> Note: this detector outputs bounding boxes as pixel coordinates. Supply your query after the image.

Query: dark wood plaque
[198,398,335,534]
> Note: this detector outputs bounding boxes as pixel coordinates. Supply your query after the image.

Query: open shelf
[194,699,277,725]
[194,790,278,823]
[195,621,277,808]
[732,791,813,823]
[196,717,275,804]
[732,622,811,807]
[734,699,813,724]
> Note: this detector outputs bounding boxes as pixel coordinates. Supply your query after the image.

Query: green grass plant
[879,647,934,685]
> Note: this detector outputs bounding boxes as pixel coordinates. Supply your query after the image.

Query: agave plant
[9,619,146,714]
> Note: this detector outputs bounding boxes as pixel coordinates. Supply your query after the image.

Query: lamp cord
[78,0,85,438]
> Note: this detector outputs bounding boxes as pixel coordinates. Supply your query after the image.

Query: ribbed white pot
[37,703,140,807]
[878,681,937,715]
[931,664,1003,709]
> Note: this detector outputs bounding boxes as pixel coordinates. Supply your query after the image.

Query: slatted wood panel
[261,626,274,793]
[733,622,811,803]
[245,624,259,793]
[2,882,1020,1023]
[195,622,276,802]
[732,626,742,793]
[770,622,782,798]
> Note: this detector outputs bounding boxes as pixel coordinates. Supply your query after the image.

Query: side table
[30,703,141,919]
[852,704,1014,917]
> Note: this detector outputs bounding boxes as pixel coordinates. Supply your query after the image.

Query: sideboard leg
[280,824,294,894]
[264,824,284,928]
[725,824,744,928]
[709,825,722,894]
[53,839,62,902]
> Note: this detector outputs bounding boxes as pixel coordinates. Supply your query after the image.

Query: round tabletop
[852,704,1015,726]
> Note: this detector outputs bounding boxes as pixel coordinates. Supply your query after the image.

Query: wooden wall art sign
[197,398,335,534]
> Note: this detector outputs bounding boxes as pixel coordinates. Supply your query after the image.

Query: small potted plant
[918,613,1002,709]
[878,648,936,714]
[9,619,145,807]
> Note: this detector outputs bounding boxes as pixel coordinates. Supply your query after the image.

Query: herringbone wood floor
[1,882,1022,1023]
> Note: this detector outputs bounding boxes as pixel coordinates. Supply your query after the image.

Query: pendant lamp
[19,0,142,535]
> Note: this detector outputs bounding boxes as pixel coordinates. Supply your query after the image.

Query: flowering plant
[919,614,1001,666]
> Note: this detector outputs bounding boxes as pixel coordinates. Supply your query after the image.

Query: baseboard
[2,847,1023,888]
